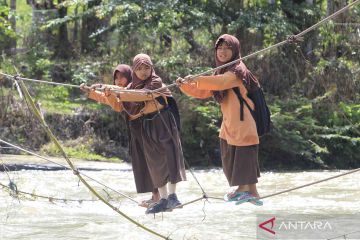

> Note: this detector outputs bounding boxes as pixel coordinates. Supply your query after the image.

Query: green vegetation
[33,85,101,114]
[40,139,122,162]
[0,0,359,169]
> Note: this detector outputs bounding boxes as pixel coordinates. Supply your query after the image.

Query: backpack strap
[232,87,253,121]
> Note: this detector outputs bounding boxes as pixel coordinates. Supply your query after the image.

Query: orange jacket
[88,89,165,120]
[180,72,259,146]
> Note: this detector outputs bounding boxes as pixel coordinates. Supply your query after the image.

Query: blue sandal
[235,192,263,206]
[224,191,242,201]
[234,192,256,205]
[249,199,263,206]
[224,191,255,202]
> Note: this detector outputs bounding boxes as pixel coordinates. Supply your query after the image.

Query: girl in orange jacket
[177,34,263,206]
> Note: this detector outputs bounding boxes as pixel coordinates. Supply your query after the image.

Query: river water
[0,159,359,240]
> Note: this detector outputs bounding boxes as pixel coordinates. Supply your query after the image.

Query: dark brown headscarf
[123,53,171,115]
[213,34,260,102]
[112,64,132,85]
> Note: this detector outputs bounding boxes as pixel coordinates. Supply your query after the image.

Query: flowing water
[0,157,359,240]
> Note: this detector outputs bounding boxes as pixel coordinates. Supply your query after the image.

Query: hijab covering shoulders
[213,34,260,102]
[124,53,172,115]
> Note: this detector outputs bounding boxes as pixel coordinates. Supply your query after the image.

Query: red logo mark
[259,217,276,235]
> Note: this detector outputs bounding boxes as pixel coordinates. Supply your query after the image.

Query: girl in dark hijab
[178,34,263,206]
[80,64,161,207]
[123,54,186,214]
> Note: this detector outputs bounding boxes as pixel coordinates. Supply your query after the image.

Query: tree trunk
[27,0,57,49]
[327,0,347,18]
[227,0,244,9]
[9,0,16,51]
[184,31,205,55]
[81,0,109,54]
[55,0,72,59]
[305,0,315,61]
[160,33,172,50]
[73,4,79,49]
[327,0,348,58]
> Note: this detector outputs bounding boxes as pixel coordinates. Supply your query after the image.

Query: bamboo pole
[17,80,169,240]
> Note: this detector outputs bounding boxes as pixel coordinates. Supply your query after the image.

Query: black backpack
[232,87,271,137]
[155,96,181,131]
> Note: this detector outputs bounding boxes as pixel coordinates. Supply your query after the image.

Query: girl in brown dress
[177,34,263,206]
[81,54,186,213]
[125,54,186,214]
[80,64,160,208]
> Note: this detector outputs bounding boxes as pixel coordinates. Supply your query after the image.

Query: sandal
[224,191,254,202]
[224,191,241,202]
[138,197,157,208]
[249,198,263,206]
[145,198,169,214]
[234,192,256,205]
[246,193,263,206]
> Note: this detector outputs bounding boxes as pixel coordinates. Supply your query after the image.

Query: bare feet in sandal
[225,190,239,200]
[138,191,160,208]
[139,198,156,208]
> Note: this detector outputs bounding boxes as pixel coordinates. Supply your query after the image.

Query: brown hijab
[213,34,260,102]
[112,64,132,85]
[123,54,171,115]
